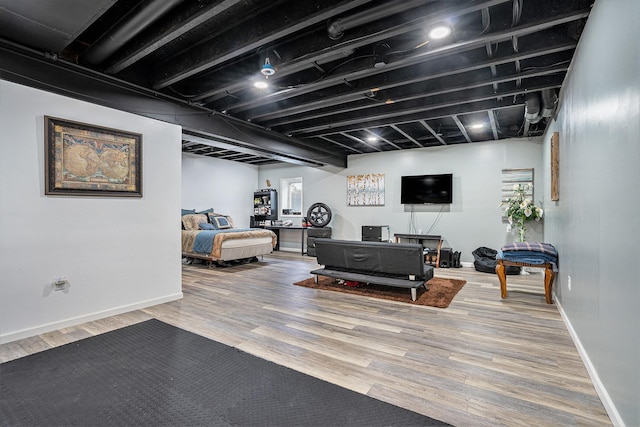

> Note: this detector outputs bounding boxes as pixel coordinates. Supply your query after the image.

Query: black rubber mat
[0,319,449,426]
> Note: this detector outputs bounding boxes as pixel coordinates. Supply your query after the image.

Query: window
[280,177,303,216]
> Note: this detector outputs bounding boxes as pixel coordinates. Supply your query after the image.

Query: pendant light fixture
[261,57,276,77]
[254,56,275,89]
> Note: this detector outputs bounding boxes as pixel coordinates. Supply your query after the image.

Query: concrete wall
[0,80,183,343]
[541,1,639,425]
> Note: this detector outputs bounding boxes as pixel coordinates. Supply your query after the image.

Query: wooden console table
[496,259,555,304]
[394,233,442,267]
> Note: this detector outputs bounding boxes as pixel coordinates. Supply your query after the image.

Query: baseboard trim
[277,247,302,253]
[0,292,183,345]
[555,297,625,427]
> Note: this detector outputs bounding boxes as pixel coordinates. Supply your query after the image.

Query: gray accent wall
[259,138,544,262]
[542,1,639,425]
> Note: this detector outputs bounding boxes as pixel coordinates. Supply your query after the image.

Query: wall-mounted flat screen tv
[401,173,453,204]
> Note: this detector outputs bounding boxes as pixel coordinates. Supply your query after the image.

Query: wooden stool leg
[496,260,507,299]
[544,267,554,304]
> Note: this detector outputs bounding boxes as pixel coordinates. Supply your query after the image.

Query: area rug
[0,319,450,426]
[294,276,466,308]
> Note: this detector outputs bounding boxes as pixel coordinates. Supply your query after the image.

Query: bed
[181,212,277,267]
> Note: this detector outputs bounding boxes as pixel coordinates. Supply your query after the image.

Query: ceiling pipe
[83,0,183,65]
[523,91,542,135]
[327,0,432,40]
[524,92,542,123]
[523,89,556,136]
[541,88,558,117]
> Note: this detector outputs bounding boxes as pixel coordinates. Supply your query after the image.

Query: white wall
[181,153,259,228]
[541,1,639,425]
[0,80,183,343]
[259,138,544,260]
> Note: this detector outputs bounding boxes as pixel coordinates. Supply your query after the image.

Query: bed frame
[182,236,275,267]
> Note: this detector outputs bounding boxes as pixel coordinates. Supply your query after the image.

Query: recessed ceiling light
[471,123,484,129]
[254,81,268,89]
[366,136,378,142]
[428,26,452,40]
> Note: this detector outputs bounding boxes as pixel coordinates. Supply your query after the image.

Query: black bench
[310,238,434,301]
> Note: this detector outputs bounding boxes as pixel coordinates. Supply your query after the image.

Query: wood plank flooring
[0,252,611,426]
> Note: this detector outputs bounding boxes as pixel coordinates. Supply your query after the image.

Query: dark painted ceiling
[0,0,592,167]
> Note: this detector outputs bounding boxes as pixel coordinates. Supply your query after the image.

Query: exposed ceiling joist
[0,0,592,164]
[152,0,373,90]
[225,9,588,116]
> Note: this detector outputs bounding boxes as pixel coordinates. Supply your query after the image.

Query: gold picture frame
[45,116,142,197]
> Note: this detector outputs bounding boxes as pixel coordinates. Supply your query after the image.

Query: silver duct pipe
[524,91,542,124]
[83,0,183,65]
[523,91,542,136]
[327,0,431,40]
[541,88,558,117]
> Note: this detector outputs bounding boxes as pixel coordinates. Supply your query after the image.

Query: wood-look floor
[0,252,611,427]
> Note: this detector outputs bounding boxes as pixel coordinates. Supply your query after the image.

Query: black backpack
[472,247,521,275]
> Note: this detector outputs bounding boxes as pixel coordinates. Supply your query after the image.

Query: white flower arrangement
[500,183,543,241]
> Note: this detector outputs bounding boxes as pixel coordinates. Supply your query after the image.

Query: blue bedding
[193,228,255,255]
[500,242,558,257]
[497,243,558,272]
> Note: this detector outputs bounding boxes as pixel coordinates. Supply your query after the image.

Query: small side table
[496,259,555,304]
[394,233,442,267]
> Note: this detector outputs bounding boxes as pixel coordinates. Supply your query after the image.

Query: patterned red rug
[293,276,466,308]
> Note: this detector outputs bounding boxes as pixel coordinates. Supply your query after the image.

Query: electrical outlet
[567,275,572,291]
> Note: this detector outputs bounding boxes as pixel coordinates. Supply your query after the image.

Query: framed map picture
[45,116,142,197]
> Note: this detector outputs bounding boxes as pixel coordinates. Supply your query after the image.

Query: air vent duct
[83,0,182,65]
[541,88,558,117]
[327,0,432,40]
[524,92,542,124]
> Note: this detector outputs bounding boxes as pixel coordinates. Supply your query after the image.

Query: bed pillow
[199,222,215,230]
[182,214,208,230]
[181,209,196,216]
[208,212,235,228]
[196,208,214,215]
[210,216,232,229]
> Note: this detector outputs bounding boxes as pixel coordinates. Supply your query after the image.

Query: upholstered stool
[496,260,555,304]
[495,242,558,304]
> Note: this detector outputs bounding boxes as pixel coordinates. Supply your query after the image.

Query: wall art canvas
[347,174,385,206]
[551,131,559,201]
[501,168,533,222]
[45,116,142,197]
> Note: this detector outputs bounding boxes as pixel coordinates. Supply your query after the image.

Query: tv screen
[401,174,453,204]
